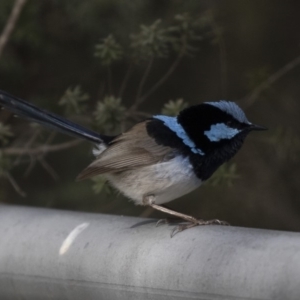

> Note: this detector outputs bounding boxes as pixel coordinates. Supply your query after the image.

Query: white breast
[105,155,202,205]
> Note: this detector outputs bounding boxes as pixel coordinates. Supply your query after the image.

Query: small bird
[0,90,266,235]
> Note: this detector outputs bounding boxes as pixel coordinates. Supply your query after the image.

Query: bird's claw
[170,218,230,237]
[200,219,230,226]
[156,219,169,227]
[156,218,183,227]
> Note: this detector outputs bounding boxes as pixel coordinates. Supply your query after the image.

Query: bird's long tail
[0,89,110,144]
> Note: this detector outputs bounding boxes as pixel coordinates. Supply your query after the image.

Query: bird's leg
[142,195,199,223]
[142,195,229,237]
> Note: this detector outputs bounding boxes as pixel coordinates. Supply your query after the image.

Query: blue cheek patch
[154,115,205,155]
[204,123,241,142]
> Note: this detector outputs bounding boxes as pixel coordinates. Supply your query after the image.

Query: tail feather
[0,89,111,144]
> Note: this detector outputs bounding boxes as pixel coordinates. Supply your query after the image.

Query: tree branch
[38,156,59,180]
[5,171,26,197]
[13,128,41,166]
[2,139,81,156]
[0,0,27,59]
[135,57,154,104]
[118,61,134,98]
[241,53,300,108]
[131,45,186,111]
[107,65,113,95]
[211,20,227,98]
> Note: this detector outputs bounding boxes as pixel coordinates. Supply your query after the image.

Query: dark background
[0,0,300,231]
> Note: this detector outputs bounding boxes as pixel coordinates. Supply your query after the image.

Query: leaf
[161,98,188,116]
[59,85,89,115]
[93,95,126,134]
[91,175,116,195]
[169,13,208,56]
[130,19,171,60]
[95,34,123,66]
[205,163,239,187]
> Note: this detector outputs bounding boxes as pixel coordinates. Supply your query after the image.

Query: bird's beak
[249,124,268,131]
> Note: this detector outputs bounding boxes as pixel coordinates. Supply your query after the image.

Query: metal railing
[0,204,300,300]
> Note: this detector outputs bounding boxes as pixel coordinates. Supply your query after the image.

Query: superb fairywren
[0,90,266,235]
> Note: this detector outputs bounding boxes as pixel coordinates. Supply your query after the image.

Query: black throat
[188,132,247,180]
[146,117,248,181]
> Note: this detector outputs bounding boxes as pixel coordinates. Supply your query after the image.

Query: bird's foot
[142,195,229,237]
[156,218,182,227]
[170,218,230,238]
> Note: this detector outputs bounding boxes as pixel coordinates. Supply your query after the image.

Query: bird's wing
[77,121,173,180]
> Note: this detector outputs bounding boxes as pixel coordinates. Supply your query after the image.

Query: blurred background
[0,0,299,232]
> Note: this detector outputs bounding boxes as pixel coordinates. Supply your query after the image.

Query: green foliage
[130,19,171,60]
[202,10,224,46]
[161,98,188,116]
[0,122,13,145]
[94,96,126,134]
[95,34,123,66]
[130,13,213,61]
[206,163,239,187]
[59,86,89,115]
[169,13,207,56]
[91,176,116,195]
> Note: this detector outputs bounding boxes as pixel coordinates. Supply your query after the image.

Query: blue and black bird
[0,90,266,235]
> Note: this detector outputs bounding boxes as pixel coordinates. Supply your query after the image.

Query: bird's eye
[226,120,234,126]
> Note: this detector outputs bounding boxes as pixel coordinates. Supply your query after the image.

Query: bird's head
[177,100,266,159]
